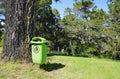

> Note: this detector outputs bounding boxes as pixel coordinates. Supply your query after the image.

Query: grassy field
[0,47,2,53]
[0,55,120,79]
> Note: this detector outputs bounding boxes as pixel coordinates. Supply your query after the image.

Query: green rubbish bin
[31,37,48,64]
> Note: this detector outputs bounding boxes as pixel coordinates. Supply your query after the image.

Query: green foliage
[64,7,72,15]
[34,0,68,52]
[1,0,119,60]
[37,0,52,7]
[52,8,60,17]
[3,0,118,60]
[59,0,120,60]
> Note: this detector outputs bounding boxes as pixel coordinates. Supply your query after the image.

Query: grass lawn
[0,47,2,53]
[0,55,120,79]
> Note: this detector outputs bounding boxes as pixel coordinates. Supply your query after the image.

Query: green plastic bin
[31,37,48,64]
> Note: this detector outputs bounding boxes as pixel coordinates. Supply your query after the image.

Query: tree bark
[2,0,35,62]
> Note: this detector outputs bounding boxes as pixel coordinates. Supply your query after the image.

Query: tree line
[0,0,120,62]
[43,0,120,60]
[60,0,120,59]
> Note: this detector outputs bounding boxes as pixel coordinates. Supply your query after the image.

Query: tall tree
[64,8,72,15]
[73,0,94,20]
[2,0,35,62]
[1,0,60,62]
[108,0,120,59]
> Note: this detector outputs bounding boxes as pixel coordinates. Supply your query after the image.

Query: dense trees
[59,0,120,59]
[107,0,120,59]
[0,0,120,62]
[34,0,66,52]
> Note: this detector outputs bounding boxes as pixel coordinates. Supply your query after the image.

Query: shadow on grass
[40,63,65,72]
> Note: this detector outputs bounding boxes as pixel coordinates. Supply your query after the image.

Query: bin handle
[31,41,42,44]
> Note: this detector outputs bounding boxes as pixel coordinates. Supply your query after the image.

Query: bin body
[31,37,47,64]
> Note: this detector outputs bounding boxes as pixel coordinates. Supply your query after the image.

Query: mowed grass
[0,55,120,79]
[0,47,2,53]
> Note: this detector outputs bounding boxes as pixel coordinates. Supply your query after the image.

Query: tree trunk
[2,0,35,62]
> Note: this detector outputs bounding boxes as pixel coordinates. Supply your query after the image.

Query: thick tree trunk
[2,0,35,62]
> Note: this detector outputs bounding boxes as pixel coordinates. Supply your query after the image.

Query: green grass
[0,55,120,79]
[0,47,2,53]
